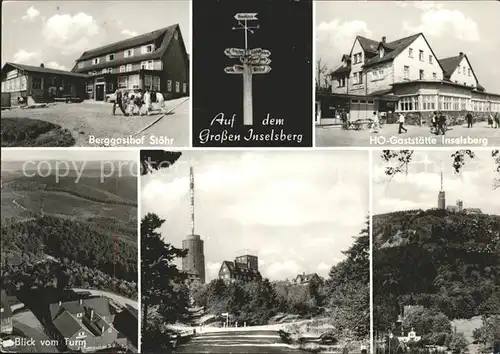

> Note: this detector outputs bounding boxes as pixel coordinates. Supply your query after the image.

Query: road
[175,330,306,353]
[315,123,500,146]
[1,98,189,147]
[72,288,138,309]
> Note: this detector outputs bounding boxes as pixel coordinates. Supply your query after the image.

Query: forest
[373,209,500,329]
[1,215,138,299]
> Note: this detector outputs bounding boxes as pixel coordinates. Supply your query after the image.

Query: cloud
[316,19,372,59]
[413,2,444,11]
[13,50,41,64]
[121,29,138,38]
[403,6,480,42]
[45,61,68,71]
[265,260,302,280]
[42,13,99,54]
[22,6,40,21]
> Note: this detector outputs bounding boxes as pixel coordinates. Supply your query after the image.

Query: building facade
[293,273,323,286]
[1,62,88,107]
[318,33,500,125]
[72,24,189,101]
[218,255,262,283]
[182,234,206,284]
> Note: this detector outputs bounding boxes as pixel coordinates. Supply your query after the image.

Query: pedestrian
[431,111,438,134]
[371,111,380,133]
[465,111,473,128]
[398,112,407,134]
[494,112,500,128]
[437,111,447,135]
[341,109,348,130]
[112,88,128,116]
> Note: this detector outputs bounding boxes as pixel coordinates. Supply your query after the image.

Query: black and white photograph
[140,150,369,353]
[0,150,138,352]
[372,150,500,354]
[1,1,190,148]
[192,0,313,147]
[315,1,500,147]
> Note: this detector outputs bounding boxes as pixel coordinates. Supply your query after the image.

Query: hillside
[373,209,500,326]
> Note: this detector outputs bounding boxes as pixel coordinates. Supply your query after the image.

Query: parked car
[105,93,116,102]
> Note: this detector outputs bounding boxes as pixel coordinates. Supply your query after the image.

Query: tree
[316,58,329,90]
[140,150,182,175]
[141,213,187,352]
[473,315,500,353]
[381,150,500,189]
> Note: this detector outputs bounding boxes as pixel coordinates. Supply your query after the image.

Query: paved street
[1,98,189,147]
[175,330,306,353]
[315,123,500,147]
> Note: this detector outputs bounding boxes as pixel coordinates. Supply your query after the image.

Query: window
[141,60,154,70]
[458,67,461,74]
[92,58,100,65]
[353,52,362,64]
[32,77,42,89]
[379,69,384,77]
[77,313,83,318]
[21,76,27,90]
[128,74,140,89]
[409,48,413,58]
[124,49,134,58]
[106,82,114,92]
[102,69,107,74]
[419,50,424,61]
[399,96,417,111]
[144,74,152,90]
[126,64,132,72]
[86,82,93,93]
[441,96,452,110]
[107,54,115,61]
[463,66,466,74]
[182,83,187,93]
[468,68,471,76]
[118,76,128,89]
[460,98,467,111]
[452,97,459,111]
[422,95,436,111]
[108,328,112,333]
[119,65,126,73]
[78,62,84,69]
[419,70,424,80]
[429,55,433,64]
[373,71,379,80]
[167,80,172,92]
[152,76,160,91]
[141,44,154,54]
[404,66,410,80]
[107,68,113,74]
[433,73,437,80]
[175,81,180,93]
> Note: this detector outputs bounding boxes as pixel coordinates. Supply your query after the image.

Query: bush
[1,118,75,147]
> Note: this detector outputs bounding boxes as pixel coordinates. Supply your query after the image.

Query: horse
[142,90,167,116]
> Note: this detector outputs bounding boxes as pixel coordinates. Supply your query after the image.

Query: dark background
[192,0,313,147]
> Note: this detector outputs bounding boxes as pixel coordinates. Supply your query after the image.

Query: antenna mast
[190,166,195,235]
[440,162,444,191]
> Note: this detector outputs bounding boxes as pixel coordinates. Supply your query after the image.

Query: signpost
[221,312,229,328]
[223,12,272,125]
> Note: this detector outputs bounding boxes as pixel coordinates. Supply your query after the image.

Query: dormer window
[107,54,115,62]
[141,45,154,54]
[78,62,84,69]
[76,313,83,318]
[409,48,413,58]
[92,58,100,65]
[124,49,134,58]
[379,47,384,58]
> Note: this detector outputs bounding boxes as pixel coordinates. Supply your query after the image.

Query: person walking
[371,111,380,133]
[437,111,447,135]
[341,109,348,130]
[431,111,438,134]
[112,88,128,116]
[465,111,473,128]
[398,112,407,134]
[494,112,500,128]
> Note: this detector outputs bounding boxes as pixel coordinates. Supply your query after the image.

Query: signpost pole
[243,63,253,125]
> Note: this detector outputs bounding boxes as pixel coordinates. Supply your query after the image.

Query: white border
[369,148,374,354]
[312,0,317,148]
[188,0,193,149]
[136,148,142,352]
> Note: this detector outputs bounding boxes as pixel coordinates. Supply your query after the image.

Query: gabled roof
[295,273,322,283]
[330,65,350,77]
[1,62,89,78]
[50,297,112,321]
[364,33,421,67]
[219,261,262,278]
[356,36,380,54]
[53,310,85,339]
[439,53,481,89]
[73,24,185,73]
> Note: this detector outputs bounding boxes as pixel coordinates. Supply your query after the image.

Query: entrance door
[95,84,104,101]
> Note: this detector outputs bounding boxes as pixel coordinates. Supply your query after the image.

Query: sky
[316,1,500,94]
[141,150,369,282]
[1,1,190,71]
[373,149,500,215]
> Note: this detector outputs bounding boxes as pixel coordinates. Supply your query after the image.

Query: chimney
[101,325,105,333]
[58,301,62,306]
[382,36,386,43]
[79,299,83,305]
[40,63,44,68]
[90,309,94,320]
[459,52,464,56]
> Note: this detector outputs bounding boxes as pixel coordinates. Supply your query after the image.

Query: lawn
[1,117,75,147]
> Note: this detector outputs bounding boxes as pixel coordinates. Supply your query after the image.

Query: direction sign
[257,58,272,65]
[221,312,229,316]
[224,66,243,74]
[252,65,272,74]
[234,13,258,21]
[260,50,271,58]
[233,64,244,71]
[247,48,262,56]
[224,48,246,58]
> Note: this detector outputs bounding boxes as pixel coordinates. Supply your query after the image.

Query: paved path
[316,123,500,147]
[175,330,306,353]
